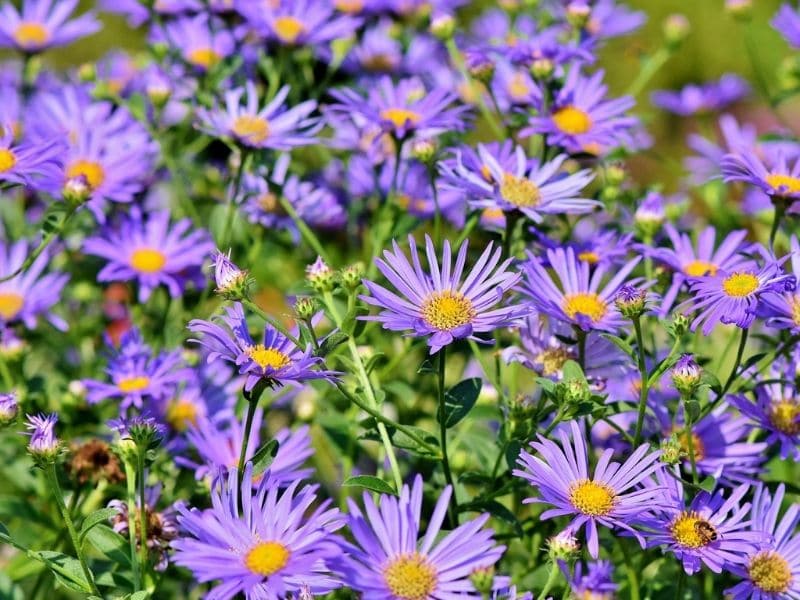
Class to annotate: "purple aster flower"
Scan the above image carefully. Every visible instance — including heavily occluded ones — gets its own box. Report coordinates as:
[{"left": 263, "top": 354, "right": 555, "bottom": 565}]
[
  {"left": 573, "top": 0, "right": 646, "bottom": 41},
  {"left": 24, "top": 412, "right": 59, "bottom": 459},
  {"left": 83, "top": 209, "right": 213, "bottom": 303},
  {"left": 0, "top": 239, "right": 68, "bottom": 330},
  {"left": 188, "top": 302, "right": 336, "bottom": 391},
  {"left": 359, "top": 235, "right": 524, "bottom": 354},
  {"left": 342, "top": 20, "right": 403, "bottom": 75},
  {"left": 336, "top": 474, "right": 507, "bottom": 598},
  {"left": 537, "top": 227, "right": 634, "bottom": 269},
  {"left": 722, "top": 149, "right": 800, "bottom": 203},
  {"left": 651, "top": 74, "right": 750, "bottom": 116},
  {"left": 773, "top": 3, "right": 800, "bottom": 48},
  {"left": 733, "top": 381, "right": 800, "bottom": 460},
  {"left": 157, "top": 14, "right": 235, "bottom": 72},
  {"left": 514, "top": 421, "right": 665, "bottom": 558},
  {"left": 679, "top": 254, "right": 795, "bottom": 335},
  {"left": 0, "top": 124, "right": 63, "bottom": 189},
  {"left": 440, "top": 144, "right": 597, "bottom": 222},
  {"left": 685, "top": 114, "right": 757, "bottom": 184},
  {"left": 563, "top": 560, "right": 618, "bottom": 600},
  {"left": 100, "top": 0, "right": 202, "bottom": 28},
  {"left": 522, "top": 69, "right": 637, "bottom": 155},
  {"left": 520, "top": 246, "right": 642, "bottom": 333},
  {"left": 0, "top": 392, "right": 18, "bottom": 424},
  {"left": 439, "top": 140, "right": 519, "bottom": 191},
  {"left": 491, "top": 61, "right": 543, "bottom": 111},
  {"left": 762, "top": 234, "right": 800, "bottom": 332},
  {"left": 329, "top": 76, "right": 470, "bottom": 141},
  {"left": 108, "top": 412, "right": 167, "bottom": 446},
  {"left": 172, "top": 465, "right": 344, "bottom": 599},
  {"left": 645, "top": 224, "right": 752, "bottom": 316},
  {"left": 726, "top": 483, "right": 800, "bottom": 598},
  {"left": 0, "top": 0, "right": 100, "bottom": 53},
  {"left": 638, "top": 468, "right": 762, "bottom": 575},
  {"left": 198, "top": 82, "right": 319, "bottom": 150}
]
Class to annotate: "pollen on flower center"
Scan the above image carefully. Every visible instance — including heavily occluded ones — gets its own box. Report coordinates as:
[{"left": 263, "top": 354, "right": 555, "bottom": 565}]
[
  {"left": 363, "top": 54, "right": 395, "bottom": 72},
  {"left": 380, "top": 107, "right": 422, "bottom": 129},
  {"left": 335, "top": 0, "right": 364, "bottom": 13},
  {"left": 117, "top": 376, "right": 150, "bottom": 393},
  {"left": 420, "top": 290, "right": 476, "bottom": 332},
  {"left": 0, "top": 292, "right": 24, "bottom": 320},
  {"left": 577, "top": 250, "right": 600, "bottom": 264},
  {"left": 684, "top": 260, "right": 718, "bottom": 277},
  {"left": 722, "top": 272, "right": 759, "bottom": 297},
  {"left": 0, "top": 148, "right": 17, "bottom": 173},
  {"left": 766, "top": 173, "right": 800, "bottom": 195},
  {"left": 748, "top": 550, "right": 792, "bottom": 593},
  {"left": 791, "top": 296, "right": 800, "bottom": 327},
  {"left": 569, "top": 479, "right": 615, "bottom": 516},
  {"left": 536, "top": 347, "right": 572, "bottom": 376},
  {"left": 508, "top": 73, "right": 531, "bottom": 101},
  {"left": 272, "top": 16, "right": 306, "bottom": 44},
  {"left": 166, "top": 398, "right": 199, "bottom": 432},
  {"left": 552, "top": 106, "right": 593, "bottom": 135},
  {"left": 187, "top": 47, "right": 220, "bottom": 69},
  {"left": 676, "top": 429, "right": 706, "bottom": 461},
  {"left": 563, "top": 292, "right": 607, "bottom": 323},
  {"left": 383, "top": 553, "right": 438, "bottom": 600},
  {"left": 14, "top": 22, "right": 50, "bottom": 48},
  {"left": 67, "top": 160, "right": 105, "bottom": 190},
  {"left": 130, "top": 248, "right": 168, "bottom": 274},
  {"left": 244, "top": 541, "right": 291, "bottom": 576},
  {"left": 232, "top": 115, "right": 270, "bottom": 144},
  {"left": 768, "top": 399, "right": 800, "bottom": 435},
  {"left": 500, "top": 172, "right": 541, "bottom": 208},
  {"left": 670, "top": 512, "right": 715, "bottom": 548},
  {"left": 247, "top": 344, "right": 292, "bottom": 370}
]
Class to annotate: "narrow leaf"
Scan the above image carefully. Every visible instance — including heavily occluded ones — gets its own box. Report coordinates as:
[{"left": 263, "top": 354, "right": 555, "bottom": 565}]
[
  {"left": 79, "top": 508, "right": 118, "bottom": 544},
  {"left": 252, "top": 439, "right": 280, "bottom": 475},
  {"left": 440, "top": 378, "right": 482, "bottom": 428},
  {"left": 343, "top": 475, "right": 396, "bottom": 496}
]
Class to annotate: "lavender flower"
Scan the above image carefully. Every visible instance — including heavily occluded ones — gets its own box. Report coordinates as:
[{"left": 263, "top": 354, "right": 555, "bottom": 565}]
[
  {"left": 0, "top": 0, "right": 100, "bottom": 53},
  {"left": 25, "top": 413, "right": 60, "bottom": 461},
  {"left": 651, "top": 74, "right": 749, "bottom": 116}
]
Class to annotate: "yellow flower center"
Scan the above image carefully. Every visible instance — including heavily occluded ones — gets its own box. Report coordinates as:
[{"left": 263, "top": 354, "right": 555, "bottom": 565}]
[
  {"left": 479, "top": 164, "right": 494, "bottom": 182},
  {"left": 0, "top": 148, "right": 17, "bottom": 173},
  {"left": 13, "top": 22, "right": 50, "bottom": 48},
  {"left": 420, "top": 290, "right": 476, "bottom": 332},
  {"left": 552, "top": 106, "right": 593, "bottom": 135},
  {"left": 362, "top": 54, "right": 396, "bottom": 72},
  {"left": 500, "top": 172, "right": 541, "bottom": 208},
  {"left": 258, "top": 192, "right": 282, "bottom": 213},
  {"left": 117, "top": 376, "right": 150, "bottom": 393},
  {"left": 272, "top": 16, "right": 305, "bottom": 44},
  {"left": 383, "top": 553, "right": 438, "bottom": 600},
  {"left": 247, "top": 344, "right": 291, "bottom": 370},
  {"left": 67, "top": 160, "right": 105, "bottom": 190},
  {"left": 535, "top": 347, "right": 572, "bottom": 376},
  {"left": 130, "top": 248, "right": 168, "bottom": 274},
  {"left": 748, "top": 551, "right": 792, "bottom": 593},
  {"left": 722, "top": 272, "right": 759, "bottom": 298},
  {"left": 244, "top": 541, "right": 291, "bottom": 576},
  {"left": 232, "top": 115, "right": 270, "bottom": 144},
  {"left": 569, "top": 479, "right": 615, "bottom": 516},
  {"left": 768, "top": 399, "right": 800, "bottom": 435},
  {"left": 507, "top": 72, "right": 531, "bottom": 101},
  {"left": 670, "top": 512, "right": 716, "bottom": 548},
  {"left": 166, "top": 398, "right": 199, "bottom": 432},
  {"left": 481, "top": 207, "right": 504, "bottom": 221},
  {"left": 684, "top": 260, "right": 718, "bottom": 278},
  {"left": 0, "top": 292, "right": 24, "bottom": 320},
  {"left": 577, "top": 251, "right": 600, "bottom": 264},
  {"left": 766, "top": 173, "right": 800, "bottom": 195},
  {"left": 380, "top": 108, "right": 422, "bottom": 129},
  {"left": 335, "top": 0, "right": 364, "bottom": 13},
  {"left": 676, "top": 429, "right": 706, "bottom": 461},
  {"left": 791, "top": 296, "right": 800, "bottom": 327},
  {"left": 563, "top": 293, "right": 607, "bottom": 323},
  {"left": 187, "top": 47, "right": 220, "bottom": 69}
]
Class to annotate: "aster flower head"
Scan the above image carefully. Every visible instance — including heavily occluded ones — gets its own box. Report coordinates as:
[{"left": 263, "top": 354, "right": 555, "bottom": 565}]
[
  {"left": 733, "top": 381, "right": 800, "bottom": 460},
  {"left": 440, "top": 144, "right": 597, "bottom": 222},
  {"left": 563, "top": 560, "right": 618, "bottom": 600},
  {"left": 158, "top": 14, "right": 234, "bottom": 72},
  {"left": 198, "top": 83, "right": 320, "bottom": 150},
  {"left": 25, "top": 413, "right": 60, "bottom": 462},
  {"left": 762, "top": 234, "right": 800, "bottom": 332},
  {"left": 337, "top": 474, "right": 507, "bottom": 598},
  {"left": 773, "top": 3, "right": 800, "bottom": 48},
  {"left": 188, "top": 302, "right": 336, "bottom": 392},
  {"left": 0, "top": 0, "right": 100, "bottom": 53},
  {"left": 671, "top": 354, "right": 702, "bottom": 396},
  {"left": 0, "top": 392, "right": 18, "bottom": 426},
  {"left": 172, "top": 465, "right": 344, "bottom": 599},
  {"left": 360, "top": 235, "right": 524, "bottom": 354},
  {"left": 83, "top": 209, "right": 214, "bottom": 303},
  {"left": 514, "top": 421, "right": 665, "bottom": 558},
  {"left": 651, "top": 74, "right": 749, "bottom": 116},
  {"left": 0, "top": 124, "right": 63, "bottom": 189},
  {"left": 722, "top": 149, "right": 800, "bottom": 202},
  {"left": 212, "top": 250, "right": 252, "bottom": 301},
  {"left": 520, "top": 246, "right": 642, "bottom": 333},
  {"left": 108, "top": 413, "right": 167, "bottom": 452}
]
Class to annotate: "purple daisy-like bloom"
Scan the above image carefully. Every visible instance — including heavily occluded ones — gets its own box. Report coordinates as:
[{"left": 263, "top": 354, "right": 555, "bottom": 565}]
[
  {"left": 774, "top": 3, "right": 800, "bottom": 48},
  {"left": 0, "top": 124, "right": 62, "bottom": 189},
  {"left": 651, "top": 74, "right": 750, "bottom": 116},
  {"left": 0, "top": 392, "right": 18, "bottom": 423},
  {"left": 83, "top": 209, "right": 213, "bottom": 303},
  {"left": 733, "top": 381, "right": 800, "bottom": 461},
  {"left": 100, "top": 0, "right": 201, "bottom": 28},
  {"left": 726, "top": 484, "right": 800, "bottom": 598},
  {"left": 491, "top": 60, "right": 543, "bottom": 111},
  {"left": 514, "top": 421, "right": 665, "bottom": 558},
  {"left": 336, "top": 474, "right": 507, "bottom": 598},
  {"left": 0, "top": 239, "right": 68, "bottom": 331},
  {"left": 329, "top": 76, "right": 470, "bottom": 141},
  {"left": 722, "top": 149, "right": 800, "bottom": 203},
  {"left": 172, "top": 465, "right": 344, "bottom": 599},
  {"left": 360, "top": 235, "right": 524, "bottom": 354},
  {"left": 645, "top": 224, "right": 752, "bottom": 316},
  {"left": 563, "top": 560, "right": 618, "bottom": 600},
  {"left": 188, "top": 302, "right": 336, "bottom": 391},
  {"left": 685, "top": 114, "right": 757, "bottom": 184},
  {"left": 520, "top": 246, "right": 641, "bottom": 333},
  {"left": 522, "top": 69, "right": 637, "bottom": 155},
  {"left": 0, "top": 0, "right": 100, "bottom": 53},
  {"left": 639, "top": 468, "right": 762, "bottom": 575},
  {"left": 157, "top": 14, "right": 234, "bottom": 72},
  {"left": 24, "top": 412, "right": 59, "bottom": 457},
  {"left": 440, "top": 144, "right": 597, "bottom": 222},
  {"left": 198, "top": 82, "right": 319, "bottom": 150},
  {"left": 762, "top": 234, "right": 800, "bottom": 333},
  {"left": 678, "top": 255, "right": 795, "bottom": 335}
]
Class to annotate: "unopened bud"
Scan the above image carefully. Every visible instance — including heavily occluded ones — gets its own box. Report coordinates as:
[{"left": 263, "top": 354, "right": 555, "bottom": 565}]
[
  {"left": 77, "top": 63, "right": 96, "bottom": 83},
  {"left": 548, "top": 530, "right": 581, "bottom": 561},
  {"left": 294, "top": 296, "right": 316, "bottom": 321},
  {"left": 212, "top": 251, "right": 252, "bottom": 300},
  {"left": 672, "top": 313, "right": 690, "bottom": 336},
  {"left": 63, "top": 175, "right": 92, "bottom": 207},
  {"left": 635, "top": 192, "right": 665, "bottom": 238},
  {"left": 410, "top": 139, "right": 437, "bottom": 164},
  {"left": 606, "top": 163, "right": 625, "bottom": 187},
  {"left": 671, "top": 354, "right": 702, "bottom": 396},
  {"left": 615, "top": 285, "right": 648, "bottom": 319},
  {"left": 663, "top": 14, "right": 690, "bottom": 49},
  {"left": 306, "top": 256, "right": 335, "bottom": 292},
  {"left": 562, "top": 378, "right": 589, "bottom": 404},
  {"left": 339, "top": 262, "right": 365, "bottom": 290},
  {"left": 660, "top": 434, "right": 683, "bottom": 465},
  {"left": 469, "top": 566, "right": 495, "bottom": 595},
  {"left": 429, "top": 13, "right": 455, "bottom": 40},
  {"left": 530, "top": 58, "right": 554, "bottom": 80},
  {"left": 0, "top": 393, "right": 18, "bottom": 427},
  {"left": 566, "top": 1, "right": 591, "bottom": 28},
  {"left": 466, "top": 51, "right": 495, "bottom": 84},
  {"left": 725, "top": 0, "right": 751, "bottom": 21}
]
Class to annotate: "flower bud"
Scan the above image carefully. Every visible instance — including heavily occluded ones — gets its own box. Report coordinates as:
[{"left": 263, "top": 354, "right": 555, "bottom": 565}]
[
  {"left": 562, "top": 377, "right": 589, "bottom": 404},
  {"left": 725, "top": 0, "right": 751, "bottom": 21},
  {"left": 634, "top": 191, "right": 665, "bottom": 239},
  {"left": 615, "top": 285, "right": 648, "bottom": 319},
  {"left": 0, "top": 393, "right": 18, "bottom": 427},
  {"left": 306, "top": 256, "right": 335, "bottom": 292},
  {"left": 294, "top": 296, "right": 316, "bottom": 321},
  {"left": 110, "top": 414, "right": 165, "bottom": 453},
  {"left": 469, "top": 566, "right": 496, "bottom": 595},
  {"left": 409, "top": 139, "right": 437, "bottom": 164},
  {"left": 548, "top": 530, "right": 581, "bottom": 561},
  {"left": 605, "top": 163, "right": 625, "bottom": 187},
  {"left": 25, "top": 413, "right": 61, "bottom": 465},
  {"left": 671, "top": 354, "right": 702, "bottom": 397},
  {"left": 530, "top": 57, "right": 554, "bottom": 80},
  {"left": 663, "top": 14, "right": 690, "bottom": 49},
  {"left": 672, "top": 313, "right": 690, "bottom": 336},
  {"left": 212, "top": 251, "right": 252, "bottom": 301},
  {"left": 566, "top": 1, "right": 591, "bottom": 28},
  {"left": 338, "top": 262, "right": 365, "bottom": 291},
  {"left": 466, "top": 52, "right": 495, "bottom": 85},
  {"left": 660, "top": 434, "right": 683, "bottom": 465},
  {"left": 63, "top": 175, "right": 92, "bottom": 207},
  {"left": 429, "top": 13, "right": 455, "bottom": 40},
  {"left": 77, "top": 62, "right": 96, "bottom": 83}
]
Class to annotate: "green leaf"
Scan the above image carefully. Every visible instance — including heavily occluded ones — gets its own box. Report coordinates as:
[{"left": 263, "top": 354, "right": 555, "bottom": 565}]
[
  {"left": 700, "top": 370, "right": 721, "bottom": 394},
  {"left": 130, "top": 592, "right": 151, "bottom": 600},
  {"left": 29, "top": 551, "right": 91, "bottom": 593},
  {"left": 699, "top": 476, "right": 716, "bottom": 492},
  {"left": 561, "top": 360, "right": 586, "bottom": 383},
  {"left": 84, "top": 525, "right": 130, "bottom": 567},
  {"left": 391, "top": 426, "right": 440, "bottom": 458},
  {"left": 462, "top": 500, "right": 522, "bottom": 536},
  {"left": 505, "top": 440, "right": 522, "bottom": 472},
  {"left": 0, "top": 572, "right": 25, "bottom": 600},
  {"left": 252, "top": 439, "right": 280, "bottom": 475},
  {"left": 79, "top": 508, "right": 118, "bottom": 544},
  {"left": 417, "top": 358, "right": 436, "bottom": 374},
  {"left": 340, "top": 305, "right": 369, "bottom": 337},
  {"left": 600, "top": 333, "right": 635, "bottom": 359},
  {"left": 40, "top": 204, "right": 67, "bottom": 235},
  {"left": 741, "top": 352, "right": 768, "bottom": 371},
  {"left": 317, "top": 331, "right": 349, "bottom": 357},
  {"left": 535, "top": 377, "right": 557, "bottom": 395},
  {"left": 343, "top": 475, "right": 397, "bottom": 496},
  {"left": 364, "top": 352, "right": 387, "bottom": 374},
  {"left": 439, "top": 378, "right": 482, "bottom": 428}
]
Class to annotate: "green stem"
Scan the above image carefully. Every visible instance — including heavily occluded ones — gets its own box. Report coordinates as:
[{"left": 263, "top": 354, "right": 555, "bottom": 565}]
[
  {"left": 220, "top": 150, "right": 250, "bottom": 250},
  {"left": 769, "top": 199, "right": 787, "bottom": 250},
  {"left": 683, "top": 398, "right": 699, "bottom": 485},
  {"left": 45, "top": 464, "right": 101, "bottom": 597},
  {"left": 537, "top": 561, "right": 561, "bottom": 600},
  {"left": 277, "top": 196, "right": 331, "bottom": 263},
  {"left": 676, "top": 569, "right": 686, "bottom": 599},
  {"left": 124, "top": 458, "right": 141, "bottom": 591},
  {"left": 0, "top": 354, "right": 13, "bottom": 389},
  {"left": 237, "top": 393, "right": 260, "bottom": 487},
  {"left": 241, "top": 299, "right": 302, "bottom": 347},
  {"left": 617, "top": 538, "right": 641, "bottom": 600},
  {"left": 437, "top": 346, "right": 459, "bottom": 526},
  {"left": 576, "top": 328, "right": 587, "bottom": 371},
  {"left": 626, "top": 46, "right": 671, "bottom": 97},
  {"left": 137, "top": 451, "right": 148, "bottom": 576},
  {"left": 699, "top": 328, "right": 749, "bottom": 420},
  {"left": 428, "top": 166, "right": 442, "bottom": 247},
  {"left": 632, "top": 317, "right": 649, "bottom": 447}
]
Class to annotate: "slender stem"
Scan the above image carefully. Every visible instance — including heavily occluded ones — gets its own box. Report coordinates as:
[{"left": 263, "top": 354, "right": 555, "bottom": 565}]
[
  {"left": 124, "top": 458, "right": 141, "bottom": 591},
  {"left": 241, "top": 299, "right": 302, "bottom": 347},
  {"left": 137, "top": 451, "right": 148, "bottom": 575},
  {"left": 536, "top": 561, "right": 561, "bottom": 600},
  {"left": 617, "top": 538, "right": 641, "bottom": 600},
  {"left": 0, "top": 354, "right": 13, "bottom": 389},
  {"left": 502, "top": 212, "right": 519, "bottom": 258},
  {"left": 769, "top": 199, "right": 787, "bottom": 250},
  {"left": 729, "top": 334, "right": 800, "bottom": 395},
  {"left": 277, "top": 196, "right": 331, "bottom": 263},
  {"left": 699, "top": 328, "right": 749, "bottom": 420},
  {"left": 237, "top": 395, "right": 260, "bottom": 487},
  {"left": 45, "top": 464, "right": 101, "bottom": 597},
  {"left": 626, "top": 46, "right": 671, "bottom": 97},
  {"left": 632, "top": 317, "right": 649, "bottom": 447},
  {"left": 437, "top": 347, "right": 459, "bottom": 525},
  {"left": 220, "top": 150, "right": 249, "bottom": 250},
  {"left": 684, "top": 401, "right": 699, "bottom": 485},
  {"left": 676, "top": 569, "right": 686, "bottom": 599},
  {"left": 428, "top": 166, "right": 442, "bottom": 247},
  {"left": 577, "top": 328, "right": 587, "bottom": 371}
]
